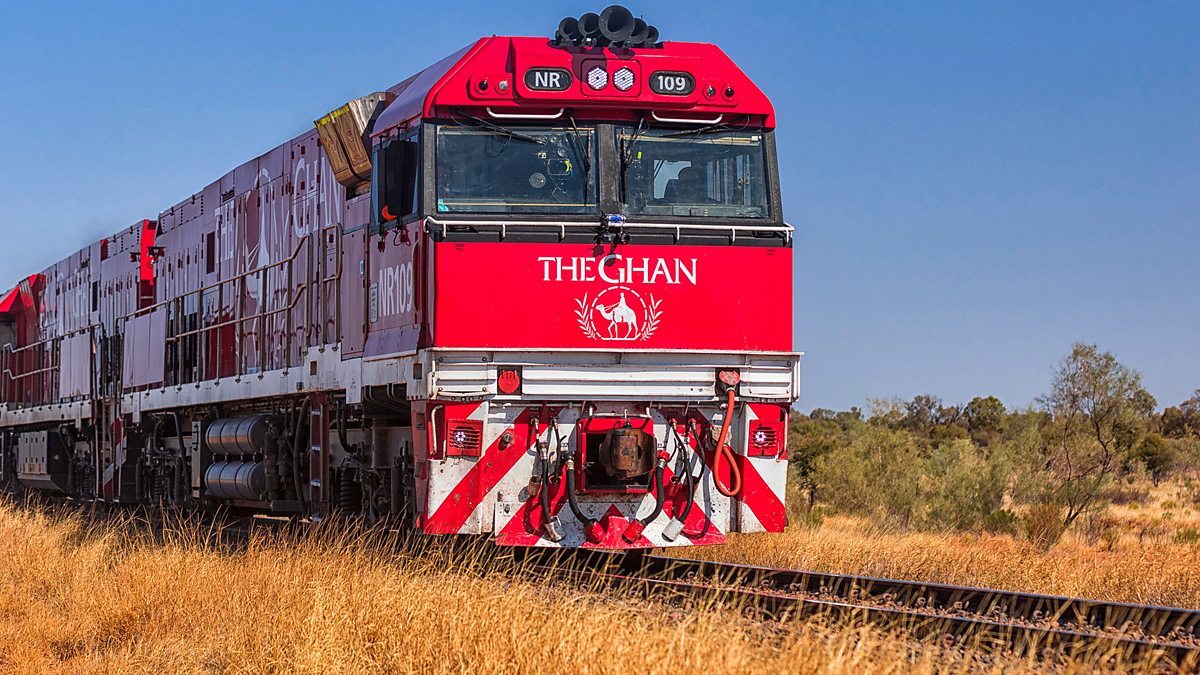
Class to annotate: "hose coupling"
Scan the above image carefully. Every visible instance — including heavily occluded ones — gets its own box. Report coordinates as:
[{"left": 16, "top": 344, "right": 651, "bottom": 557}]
[
  {"left": 621, "top": 520, "right": 646, "bottom": 543},
  {"left": 544, "top": 516, "right": 564, "bottom": 542},
  {"left": 661, "top": 518, "right": 685, "bottom": 542}
]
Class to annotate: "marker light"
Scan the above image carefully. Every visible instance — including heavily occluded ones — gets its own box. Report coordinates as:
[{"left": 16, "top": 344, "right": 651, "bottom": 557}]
[
  {"left": 613, "top": 67, "right": 635, "bottom": 91},
  {"left": 586, "top": 66, "right": 608, "bottom": 90}
]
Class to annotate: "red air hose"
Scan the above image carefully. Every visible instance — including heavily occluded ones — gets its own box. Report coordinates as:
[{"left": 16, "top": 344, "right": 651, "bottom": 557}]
[{"left": 712, "top": 388, "right": 742, "bottom": 497}]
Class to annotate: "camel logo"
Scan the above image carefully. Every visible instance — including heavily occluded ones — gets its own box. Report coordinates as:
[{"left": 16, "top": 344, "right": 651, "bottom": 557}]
[{"left": 574, "top": 286, "right": 663, "bottom": 341}]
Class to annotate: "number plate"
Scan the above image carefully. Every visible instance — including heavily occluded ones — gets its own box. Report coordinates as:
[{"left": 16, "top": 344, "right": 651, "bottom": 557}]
[{"left": 649, "top": 71, "right": 695, "bottom": 96}]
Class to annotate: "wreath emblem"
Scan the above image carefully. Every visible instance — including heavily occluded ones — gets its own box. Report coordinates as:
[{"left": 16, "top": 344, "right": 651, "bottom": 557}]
[{"left": 575, "top": 286, "right": 662, "bottom": 341}]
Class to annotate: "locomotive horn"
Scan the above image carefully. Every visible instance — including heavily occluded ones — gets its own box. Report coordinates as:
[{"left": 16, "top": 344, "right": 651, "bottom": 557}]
[
  {"left": 555, "top": 16, "right": 582, "bottom": 45},
  {"left": 627, "top": 18, "right": 649, "bottom": 46},
  {"left": 643, "top": 24, "right": 659, "bottom": 46},
  {"left": 578, "top": 12, "right": 601, "bottom": 42},
  {"left": 598, "top": 5, "right": 636, "bottom": 44}
]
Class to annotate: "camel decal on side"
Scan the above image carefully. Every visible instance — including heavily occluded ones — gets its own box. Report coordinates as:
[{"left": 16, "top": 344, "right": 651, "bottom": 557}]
[{"left": 574, "top": 286, "right": 662, "bottom": 341}]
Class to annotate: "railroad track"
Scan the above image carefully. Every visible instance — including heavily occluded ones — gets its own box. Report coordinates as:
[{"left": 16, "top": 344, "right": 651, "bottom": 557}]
[
  {"left": 517, "top": 549, "right": 1200, "bottom": 667},
  {"left": 43, "top": 505, "right": 1200, "bottom": 667}
]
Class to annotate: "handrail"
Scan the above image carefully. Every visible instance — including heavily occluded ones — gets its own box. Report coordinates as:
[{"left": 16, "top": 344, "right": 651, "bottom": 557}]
[
  {"left": 425, "top": 216, "right": 794, "bottom": 245},
  {"left": 1, "top": 228, "right": 347, "bottom": 405},
  {"left": 650, "top": 112, "right": 724, "bottom": 125},
  {"left": 122, "top": 234, "right": 312, "bottom": 322},
  {"left": 165, "top": 285, "right": 308, "bottom": 342},
  {"left": 425, "top": 216, "right": 793, "bottom": 232},
  {"left": 485, "top": 107, "right": 565, "bottom": 120},
  {"left": 0, "top": 326, "right": 91, "bottom": 356},
  {"left": 115, "top": 232, "right": 319, "bottom": 386},
  {"left": 2, "top": 365, "right": 57, "bottom": 381}
]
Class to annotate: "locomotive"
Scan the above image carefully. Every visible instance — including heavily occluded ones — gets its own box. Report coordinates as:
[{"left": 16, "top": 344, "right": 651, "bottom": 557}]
[{"left": 0, "top": 7, "right": 797, "bottom": 549}]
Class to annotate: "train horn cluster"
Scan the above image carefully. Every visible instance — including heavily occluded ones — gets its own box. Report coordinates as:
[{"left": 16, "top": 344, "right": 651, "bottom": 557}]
[{"left": 553, "top": 5, "right": 660, "bottom": 48}]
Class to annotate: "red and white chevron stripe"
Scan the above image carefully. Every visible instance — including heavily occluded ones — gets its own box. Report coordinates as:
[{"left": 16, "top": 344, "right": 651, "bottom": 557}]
[
  {"left": 736, "top": 403, "right": 790, "bottom": 533},
  {"left": 415, "top": 399, "right": 790, "bottom": 547}
]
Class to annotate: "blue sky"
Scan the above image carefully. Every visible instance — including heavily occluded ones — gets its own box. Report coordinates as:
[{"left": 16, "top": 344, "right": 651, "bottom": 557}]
[{"left": 0, "top": 1, "right": 1196, "bottom": 411}]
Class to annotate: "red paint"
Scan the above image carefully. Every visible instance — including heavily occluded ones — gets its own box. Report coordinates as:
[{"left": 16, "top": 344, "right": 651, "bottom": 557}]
[
  {"left": 434, "top": 242, "right": 791, "bottom": 352},
  {"left": 426, "top": 401, "right": 483, "bottom": 460},
  {"left": 138, "top": 220, "right": 157, "bottom": 283},
  {"left": 0, "top": 288, "right": 17, "bottom": 314},
  {"left": 621, "top": 520, "right": 646, "bottom": 543},
  {"left": 374, "top": 37, "right": 776, "bottom": 135},
  {"left": 495, "top": 449, "right": 725, "bottom": 548}
]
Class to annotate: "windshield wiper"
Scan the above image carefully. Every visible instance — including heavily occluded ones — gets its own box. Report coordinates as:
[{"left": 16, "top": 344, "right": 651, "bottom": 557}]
[
  {"left": 661, "top": 123, "right": 736, "bottom": 138},
  {"left": 451, "top": 109, "right": 545, "bottom": 144},
  {"left": 619, "top": 117, "right": 649, "bottom": 202},
  {"left": 568, "top": 114, "right": 592, "bottom": 203}
]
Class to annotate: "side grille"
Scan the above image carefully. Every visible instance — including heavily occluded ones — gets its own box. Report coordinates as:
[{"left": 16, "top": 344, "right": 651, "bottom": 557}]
[
  {"left": 748, "top": 423, "right": 782, "bottom": 457},
  {"left": 446, "top": 421, "right": 484, "bottom": 457}
]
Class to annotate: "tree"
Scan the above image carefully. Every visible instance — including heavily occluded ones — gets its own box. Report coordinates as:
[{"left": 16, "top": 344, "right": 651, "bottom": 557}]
[
  {"left": 788, "top": 410, "right": 862, "bottom": 509},
  {"left": 1131, "top": 433, "right": 1175, "bottom": 485},
  {"left": 1162, "top": 390, "right": 1200, "bottom": 439},
  {"left": 902, "top": 394, "right": 944, "bottom": 433},
  {"left": 866, "top": 395, "right": 969, "bottom": 448},
  {"left": 964, "top": 395, "right": 1006, "bottom": 447},
  {"left": 1036, "top": 343, "right": 1155, "bottom": 532}
]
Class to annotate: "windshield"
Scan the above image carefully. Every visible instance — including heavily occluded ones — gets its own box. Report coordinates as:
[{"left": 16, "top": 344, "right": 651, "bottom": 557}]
[
  {"left": 620, "top": 128, "right": 770, "bottom": 219},
  {"left": 435, "top": 124, "right": 596, "bottom": 215}
]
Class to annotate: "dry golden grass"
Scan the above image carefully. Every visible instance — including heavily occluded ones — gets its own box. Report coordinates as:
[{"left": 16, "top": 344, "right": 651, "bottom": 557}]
[
  {"left": 677, "top": 514, "right": 1200, "bottom": 609},
  {"left": 0, "top": 502, "right": 1182, "bottom": 673}
]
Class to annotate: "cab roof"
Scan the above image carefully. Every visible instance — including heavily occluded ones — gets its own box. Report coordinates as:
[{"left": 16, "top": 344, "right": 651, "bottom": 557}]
[{"left": 373, "top": 36, "right": 774, "bottom": 136}]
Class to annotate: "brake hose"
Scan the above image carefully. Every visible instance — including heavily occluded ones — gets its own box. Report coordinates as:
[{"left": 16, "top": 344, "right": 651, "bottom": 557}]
[
  {"left": 622, "top": 452, "right": 667, "bottom": 543},
  {"left": 711, "top": 388, "right": 742, "bottom": 497},
  {"left": 662, "top": 423, "right": 696, "bottom": 542},
  {"left": 538, "top": 418, "right": 563, "bottom": 542},
  {"left": 672, "top": 423, "right": 696, "bottom": 523},
  {"left": 564, "top": 457, "right": 603, "bottom": 543},
  {"left": 547, "top": 417, "right": 603, "bottom": 543}
]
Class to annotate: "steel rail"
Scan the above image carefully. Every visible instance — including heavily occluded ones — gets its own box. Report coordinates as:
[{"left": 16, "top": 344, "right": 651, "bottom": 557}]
[
  {"left": 575, "top": 569, "right": 1200, "bottom": 665},
  {"left": 513, "top": 548, "right": 1199, "bottom": 666},
  {"left": 637, "top": 555, "right": 1200, "bottom": 641}
]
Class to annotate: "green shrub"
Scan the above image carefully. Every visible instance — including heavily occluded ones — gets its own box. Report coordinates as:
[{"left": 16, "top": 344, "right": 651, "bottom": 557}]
[
  {"left": 981, "top": 509, "right": 1020, "bottom": 535},
  {"left": 920, "top": 440, "right": 1010, "bottom": 531},
  {"left": 792, "top": 506, "right": 825, "bottom": 530},
  {"left": 812, "top": 424, "right": 924, "bottom": 528},
  {"left": 812, "top": 428, "right": 1012, "bottom": 533},
  {"left": 1174, "top": 528, "right": 1200, "bottom": 546}
]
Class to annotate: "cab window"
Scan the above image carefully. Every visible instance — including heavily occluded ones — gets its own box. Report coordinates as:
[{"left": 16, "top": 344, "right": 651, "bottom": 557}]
[
  {"left": 620, "top": 128, "right": 770, "bottom": 219},
  {"left": 434, "top": 124, "right": 596, "bottom": 215}
]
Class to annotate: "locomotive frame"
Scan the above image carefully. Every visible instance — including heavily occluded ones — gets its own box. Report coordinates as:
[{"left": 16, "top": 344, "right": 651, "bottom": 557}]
[{"left": 0, "top": 7, "right": 799, "bottom": 549}]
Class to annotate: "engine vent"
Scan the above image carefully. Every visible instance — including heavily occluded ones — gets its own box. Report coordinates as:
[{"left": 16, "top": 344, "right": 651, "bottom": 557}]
[{"left": 446, "top": 422, "right": 484, "bottom": 457}]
